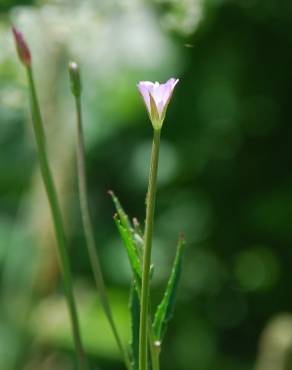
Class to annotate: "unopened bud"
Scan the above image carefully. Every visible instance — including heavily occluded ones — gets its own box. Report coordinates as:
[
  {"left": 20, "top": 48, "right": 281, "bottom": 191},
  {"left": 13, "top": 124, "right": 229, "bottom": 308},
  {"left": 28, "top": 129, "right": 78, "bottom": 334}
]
[
  {"left": 12, "top": 26, "right": 31, "bottom": 67},
  {"left": 69, "top": 61, "right": 82, "bottom": 98}
]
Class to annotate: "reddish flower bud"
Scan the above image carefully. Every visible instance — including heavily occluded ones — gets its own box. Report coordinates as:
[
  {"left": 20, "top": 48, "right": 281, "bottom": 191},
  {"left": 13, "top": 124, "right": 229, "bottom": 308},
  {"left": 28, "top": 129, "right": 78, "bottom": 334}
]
[{"left": 12, "top": 26, "right": 31, "bottom": 67}]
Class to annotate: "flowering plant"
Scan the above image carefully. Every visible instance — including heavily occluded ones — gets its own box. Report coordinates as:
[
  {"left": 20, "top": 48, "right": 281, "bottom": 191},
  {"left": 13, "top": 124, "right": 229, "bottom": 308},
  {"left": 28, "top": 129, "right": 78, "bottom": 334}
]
[{"left": 13, "top": 27, "right": 184, "bottom": 370}]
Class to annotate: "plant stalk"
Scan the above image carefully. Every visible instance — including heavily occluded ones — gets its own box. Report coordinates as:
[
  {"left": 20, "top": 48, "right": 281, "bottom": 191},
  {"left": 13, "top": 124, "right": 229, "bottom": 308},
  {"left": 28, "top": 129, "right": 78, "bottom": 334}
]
[
  {"left": 149, "top": 317, "right": 160, "bottom": 370},
  {"left": 151, "top": 340, "right": 161, "bottom": 370},
  {"left": 73, "top": 93, "right": 131, "bottom": 370},
  {"left": 139, "top": 128, "right": 161, "bottom": 370},
  {"left": 26, "top": 67, "right": 87, "bottom": 370}
]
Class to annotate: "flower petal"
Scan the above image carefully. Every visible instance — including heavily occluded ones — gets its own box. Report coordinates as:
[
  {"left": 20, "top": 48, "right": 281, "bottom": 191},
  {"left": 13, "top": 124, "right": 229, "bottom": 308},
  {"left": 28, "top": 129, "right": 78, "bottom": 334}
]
[
  {"left": 137, "top": 78, "right": 179, "bottom": 129},
  {"left": 159, "top": 79, "right": 179, "bottom": 122},
  {"left": 137, "top": 81, "right": 155, "bottom": 114},
  {"left": 162, "top": 78, "right": 179, "bottom": 105}
]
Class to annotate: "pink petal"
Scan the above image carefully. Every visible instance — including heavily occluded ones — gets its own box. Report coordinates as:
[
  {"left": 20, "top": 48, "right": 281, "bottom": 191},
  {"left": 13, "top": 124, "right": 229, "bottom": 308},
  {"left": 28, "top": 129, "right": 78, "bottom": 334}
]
[
  {"left": 137, "top": 78, "right": 179, "bottom": 124},
  {"left": 137, "top": 81, "right": 155, "bottom": 114},
  {"left": 162, "top": 78, "right": 179, "bottom": 105}
]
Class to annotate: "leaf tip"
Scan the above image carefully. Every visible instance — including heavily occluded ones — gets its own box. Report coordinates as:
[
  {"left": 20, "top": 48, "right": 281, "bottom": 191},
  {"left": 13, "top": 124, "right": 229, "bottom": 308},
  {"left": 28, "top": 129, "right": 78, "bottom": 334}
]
[
  {"left": 179, "top": 232, "right": 185, "bottom": 240},
  {"left": 107, "top": 189, "right": 114, "bottom": 197}
]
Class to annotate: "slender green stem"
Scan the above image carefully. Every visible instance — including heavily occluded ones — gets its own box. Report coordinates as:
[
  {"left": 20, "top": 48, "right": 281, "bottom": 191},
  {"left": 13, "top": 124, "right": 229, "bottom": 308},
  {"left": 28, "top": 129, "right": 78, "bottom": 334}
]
[
  {"left": 139, "top": 129, "right": 161, "bottom": 370},
  {"left": 26, "top": 67, "right": 87, "bottom": 370},
  {"left": 151, "top": 340, "right": 161, "bottom": 370},
  {"left": 148, "top": 316, "right": 159, "bottom": 370},
  {"left": 133, "top": 278, "right": 158, "bottom": 370},
  {"left": 73, "top": 94, "right": 132, "bottom": 370}
]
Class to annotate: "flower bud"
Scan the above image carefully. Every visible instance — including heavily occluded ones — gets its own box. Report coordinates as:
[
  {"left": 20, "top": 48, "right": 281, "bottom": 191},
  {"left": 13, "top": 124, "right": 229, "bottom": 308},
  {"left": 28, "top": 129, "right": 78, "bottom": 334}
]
[{"left": 12, "top": 26, "right": 31, "bottom": 67}]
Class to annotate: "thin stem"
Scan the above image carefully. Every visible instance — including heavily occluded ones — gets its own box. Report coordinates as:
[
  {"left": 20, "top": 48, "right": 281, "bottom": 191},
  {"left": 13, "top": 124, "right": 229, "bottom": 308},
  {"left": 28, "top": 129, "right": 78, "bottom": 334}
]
[
  {"left": 26, "top": 67, "right": 87, "bottom": 370},
  {"left": 73, "top": 94, "right": 132, "bottom": 370},
  {"left": 151, "top": 341, "right": 160, "bottom": 370},
  {"left": 133, "top": 279, "right": 158, "bottom": 370},
  {"left": 139, "top": 129, "right": 161, "bottom": 370},
  {"left": 152, "top": 352, "right": 160, "bottom": 370},
  {"left": 148, "top": 316, "right": 159, "bottom": 370}
]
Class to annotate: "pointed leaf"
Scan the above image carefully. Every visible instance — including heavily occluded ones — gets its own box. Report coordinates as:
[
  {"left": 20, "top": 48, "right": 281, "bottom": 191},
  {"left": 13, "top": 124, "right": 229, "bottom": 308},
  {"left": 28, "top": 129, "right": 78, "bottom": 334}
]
[
  {"left": 109, "top": 190, "right": 132, "bottom": 231},
  {"left": 110, "top": 191, "right": 143, "bottom": 262},
  {"left": 152, "top": 235, "right": 186, "bottom": 342},
  {"left": 114, "top": 215, "right": 142, "bottom": 280}
]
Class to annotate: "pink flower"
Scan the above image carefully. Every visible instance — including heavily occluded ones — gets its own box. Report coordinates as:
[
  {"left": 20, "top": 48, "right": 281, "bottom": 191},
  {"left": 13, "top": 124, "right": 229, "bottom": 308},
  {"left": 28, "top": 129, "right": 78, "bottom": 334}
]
[
  {"left": 12, "top": 27, "right": 31, "bottom": 67},
  {"left": 137, "top": 78, "right": 179, "bottom": 129}
]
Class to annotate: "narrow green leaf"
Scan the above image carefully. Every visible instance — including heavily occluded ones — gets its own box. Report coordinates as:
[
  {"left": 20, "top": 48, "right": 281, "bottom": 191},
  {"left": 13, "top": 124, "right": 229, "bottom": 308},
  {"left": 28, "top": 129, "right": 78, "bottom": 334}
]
[
  {"left": 110, "top": 191, "right": 143, "bottom": 262},
  {"left": 152, "top": 235, "right": 186, "bottom": 342},
  {"left": 109, "top": 190, "right": 132, "bottom": 231},
  {"left": 129, "top": 283, "right": 140, "bottom": 370},
  {"left": 114, "top": 215, "right": 142, "bottom": 280}
]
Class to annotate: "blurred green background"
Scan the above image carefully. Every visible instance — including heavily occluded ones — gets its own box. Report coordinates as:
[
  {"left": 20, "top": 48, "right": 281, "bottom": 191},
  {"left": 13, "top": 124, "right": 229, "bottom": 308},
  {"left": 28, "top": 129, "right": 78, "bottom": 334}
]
[{"left": 1, "top": 0, "right": 292, "bottom": 369}]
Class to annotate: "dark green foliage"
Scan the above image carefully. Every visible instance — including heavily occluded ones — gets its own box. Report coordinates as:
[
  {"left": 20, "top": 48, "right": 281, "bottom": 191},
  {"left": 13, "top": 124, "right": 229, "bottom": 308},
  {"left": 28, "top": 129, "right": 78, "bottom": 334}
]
[{"left": 0, "top": 0, "right": 34, "bottom": 12}]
